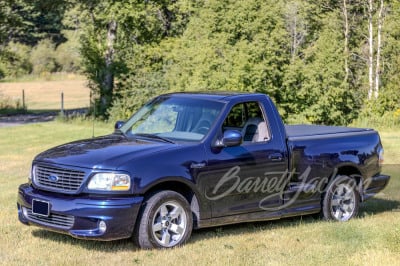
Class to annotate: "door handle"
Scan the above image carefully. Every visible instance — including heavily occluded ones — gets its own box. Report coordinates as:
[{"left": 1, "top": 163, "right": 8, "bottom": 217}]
[
  {"left": 190, "top": 162, "right": 206, "bottom": 169},
  {"left": 268, "top": 153, "right": 283, "bottom": 162}
]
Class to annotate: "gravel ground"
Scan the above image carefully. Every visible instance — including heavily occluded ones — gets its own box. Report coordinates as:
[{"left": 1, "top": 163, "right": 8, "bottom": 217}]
[
  {"left": 0, "top": 113, "right": 56, "bottom": 127},
  {"left": 0, "top": 108, "right": 88, "bottom": 128}
]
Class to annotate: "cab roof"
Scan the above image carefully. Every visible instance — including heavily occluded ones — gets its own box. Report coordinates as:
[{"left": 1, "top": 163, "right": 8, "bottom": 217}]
[{"left": 161, "top": 91, "right": 268, "bottom": 102}]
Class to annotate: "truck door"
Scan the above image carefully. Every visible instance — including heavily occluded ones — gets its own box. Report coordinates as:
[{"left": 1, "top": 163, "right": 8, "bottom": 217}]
[{"left": 203, "top": 101, "right": 288, "bottom": 217}]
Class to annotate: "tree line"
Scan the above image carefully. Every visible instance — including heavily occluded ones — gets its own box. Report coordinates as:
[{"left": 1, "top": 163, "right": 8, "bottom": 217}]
[{"left": 1, "top": 0, "right": 399, "bottom": 125}]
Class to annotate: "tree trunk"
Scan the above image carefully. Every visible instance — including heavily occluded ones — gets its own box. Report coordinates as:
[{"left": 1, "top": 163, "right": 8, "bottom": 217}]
[
  {"left": 285, "top": 1, "right": 304, "bottom": 61},
  {"left": 292, "top": 14, "right": 298, "bottom": 61},
  {"left": 342, "top": 0, "right": 350, "bottom": 84},
  {"left": 374, "top": 0, "right": 384, "bottom": 99},
  {"left": 367, "top": 0, "right": 374, "bottom": 100},
  {"left": 157, "top": 5, "right": 173, "bottom": 37},
  {"left": 101, "top": 20, "right": 117, "bottom": 114}
]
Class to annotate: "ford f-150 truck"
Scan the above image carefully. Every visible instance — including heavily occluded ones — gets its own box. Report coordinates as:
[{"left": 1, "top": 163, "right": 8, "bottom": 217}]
[{"left": 17, "top": 92, "right": 390, "bottom": 249}]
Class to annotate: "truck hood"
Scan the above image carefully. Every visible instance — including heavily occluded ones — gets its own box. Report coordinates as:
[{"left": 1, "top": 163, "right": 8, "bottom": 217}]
[{"left": 34, "top": 134, "right": 175, "bottom": 170}]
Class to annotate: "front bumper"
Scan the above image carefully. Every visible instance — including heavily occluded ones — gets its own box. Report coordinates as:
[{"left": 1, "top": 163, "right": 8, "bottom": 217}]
[
  {"left": 17, "top": 183, "right": 144, "bottom": 241},
  {"left": 362, "top": 174, "right": 391, "bottom": 201}
]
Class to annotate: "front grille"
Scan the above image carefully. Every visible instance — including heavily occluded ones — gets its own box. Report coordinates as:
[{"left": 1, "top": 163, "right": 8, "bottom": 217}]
[
  {"left": 24, "top": 207, "right": 74, "bottom": 229},
  {"left": 34, "top": 165, "right": 85, "bottom": 193}
]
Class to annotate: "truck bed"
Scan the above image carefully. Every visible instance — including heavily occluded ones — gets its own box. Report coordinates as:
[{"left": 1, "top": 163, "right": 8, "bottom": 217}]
[{"left": 285, "top": 124, "right": 372, "bottom": 138}]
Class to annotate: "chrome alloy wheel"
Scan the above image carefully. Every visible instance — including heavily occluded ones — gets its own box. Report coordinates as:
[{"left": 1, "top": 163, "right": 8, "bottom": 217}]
[
  {"left": 151, "top": 201, "right": 188, "bottom": 247},
  {"left": 330, "top": 183, "right": 356, "bottom": 221}
]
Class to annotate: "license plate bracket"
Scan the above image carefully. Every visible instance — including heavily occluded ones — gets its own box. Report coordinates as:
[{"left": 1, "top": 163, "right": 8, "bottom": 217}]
[{"left": 32, "top": 199, "right": 50, "bottom": 217}]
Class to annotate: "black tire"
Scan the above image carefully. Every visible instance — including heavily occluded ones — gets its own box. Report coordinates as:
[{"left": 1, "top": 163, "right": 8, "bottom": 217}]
[
  {"left": 134, "top": 190, "right": 193, "bottom": 249},
  {"left": 322, "top": 175, "right": 360, "bottom": 221}
]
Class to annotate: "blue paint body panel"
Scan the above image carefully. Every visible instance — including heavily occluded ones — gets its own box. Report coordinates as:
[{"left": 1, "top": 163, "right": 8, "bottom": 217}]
[{"left": 17, "top": 92, "right": 390, "bottom": 240}]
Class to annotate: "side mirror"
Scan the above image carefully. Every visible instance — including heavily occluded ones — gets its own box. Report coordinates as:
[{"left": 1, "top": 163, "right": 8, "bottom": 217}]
[
  {"left": 214, "top": 130, "right": 242, "bottom": 148},
  {"left": 114, "top": 121, "right": 125, "bottom": 130}
]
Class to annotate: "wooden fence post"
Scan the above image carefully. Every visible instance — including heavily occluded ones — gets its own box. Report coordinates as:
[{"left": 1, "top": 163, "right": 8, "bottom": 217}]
[
  {"left": 60, "top": 92, "right": 64, "bottom": 116},
  {"left": 22, "top": 89, "right": 26, "bottom": 110}
]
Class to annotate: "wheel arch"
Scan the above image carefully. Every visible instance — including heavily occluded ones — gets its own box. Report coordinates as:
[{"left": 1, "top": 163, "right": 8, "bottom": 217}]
[
  {"left": 335, "top": 164, "right": 363, "bottom": 182},
  {"left": 326, "top": 164, "right": 364, "bottom": 201},
  {"left": 141, "top": 180, "right": 201, "bottom": 229}
]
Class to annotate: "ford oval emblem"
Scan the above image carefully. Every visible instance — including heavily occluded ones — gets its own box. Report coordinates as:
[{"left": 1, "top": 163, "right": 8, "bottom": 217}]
[{"left": 48, "top": 174, "right": 59, "bottom": 182}]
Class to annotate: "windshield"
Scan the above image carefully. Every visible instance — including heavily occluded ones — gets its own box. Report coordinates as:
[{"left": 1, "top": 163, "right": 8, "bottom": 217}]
[{"left": 120, "top": 96, "right": 224, "bottom": 142}]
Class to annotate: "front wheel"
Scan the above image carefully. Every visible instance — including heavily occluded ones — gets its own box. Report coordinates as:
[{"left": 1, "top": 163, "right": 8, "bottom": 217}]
[
  {"left": 134, "top": 190, "right": 193, "bottom": 249},
  {"left": 322, "top": 175, "right": 360, "bottom": 221}
]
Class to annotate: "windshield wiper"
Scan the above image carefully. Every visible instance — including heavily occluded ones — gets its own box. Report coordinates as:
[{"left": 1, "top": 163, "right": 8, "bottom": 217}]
[{"left": 134, "top": 133, "right": 175, "bottom": 144}]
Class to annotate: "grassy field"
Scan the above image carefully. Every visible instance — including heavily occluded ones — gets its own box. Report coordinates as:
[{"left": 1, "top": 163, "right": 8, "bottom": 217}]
[
  {"left": 0, "top": 122, "right": 399, "bottom": 265},
  {"left": 0, "top": 76, "right": 90, "bottom": 111},
  {"left": 380, "top": 131, "right": 400, "bottom": 164}
]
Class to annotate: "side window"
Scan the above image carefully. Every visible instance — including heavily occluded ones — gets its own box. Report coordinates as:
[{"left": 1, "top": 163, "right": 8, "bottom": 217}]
[
  {"left": 223, "top": 101, "right": 270, "bottom": 143},
  {"left": 223, "top": 103, "right": 246, "bottom": 128}
]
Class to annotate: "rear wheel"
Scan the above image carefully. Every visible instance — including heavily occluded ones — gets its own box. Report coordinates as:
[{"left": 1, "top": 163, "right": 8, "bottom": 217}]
[
  {"left": 134, "top": 190, "right": 193, "bottom": 249},
  {"left": 322, "top": 175, "right": 360, "bottom": 221}
]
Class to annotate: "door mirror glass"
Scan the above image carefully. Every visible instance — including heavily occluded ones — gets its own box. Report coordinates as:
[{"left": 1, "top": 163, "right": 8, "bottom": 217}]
[{"left": 215, "top": 130, "right": 242, "bottom": 148}]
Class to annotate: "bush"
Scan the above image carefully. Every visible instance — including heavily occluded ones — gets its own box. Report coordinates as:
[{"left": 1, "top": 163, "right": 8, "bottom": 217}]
[
  {"left": 353, "top": 111, "right": 400, "bottom": 129},
  {"left": 55, "top": 31, "right": 82, "bottom": 73},
  {"left": 107, "top": 71, "right": 167, "bottom": 122},
  {"left": 29, "top": 39, "right": 60, "bottom": 75},
  {"left": 353, "top": 99, "right": 400, "bottom": 129},
  {"left": 0, "top": 43, "right": 32, "bottom": 79}
]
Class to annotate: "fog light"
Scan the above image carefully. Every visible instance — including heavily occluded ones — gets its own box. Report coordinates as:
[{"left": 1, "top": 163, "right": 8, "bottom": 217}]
[
  {"left": 22, "top": 207, "right": 28, "bottom": 218},
  {"left": 99, "top": 220, "right": 107, "bottom": 233}
]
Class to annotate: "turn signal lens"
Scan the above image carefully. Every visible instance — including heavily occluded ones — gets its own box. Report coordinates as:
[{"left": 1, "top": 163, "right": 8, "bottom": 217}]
[{"left": 378, "top": 148, "right": 384, "bottom": 166}]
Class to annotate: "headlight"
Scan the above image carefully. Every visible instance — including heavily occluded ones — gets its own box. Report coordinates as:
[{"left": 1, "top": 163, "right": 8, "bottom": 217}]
[
  {"left": 88, "top": 173, "right": 131, "bottom": 191},
  {"left": 29, "top": 165, "right": 36, "bottom": 182}
]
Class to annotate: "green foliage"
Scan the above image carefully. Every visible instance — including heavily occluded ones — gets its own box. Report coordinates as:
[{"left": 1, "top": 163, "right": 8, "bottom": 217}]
[
  {"left": 78, "top": 0, "right": 195, "bottom": 117},
  {"left": 353, "top": 109, "right": 400, "bottom": 129},
  {"left": 0, "top": 36, "right": 80, "bottom": 79},
  {"left": 107, "top": 45, "right": 168, "bottom": 121},
  {"left": 0, "top": 0, "right": 77, "bottom": 80},
  {"left": 54, "top": 31, "right": 81, "bottom": 73},
  {"left": 29, "top": 39, "right": 59, "bottom": 75},
  {"left": 303, "top": 87, "right": 357, "bottom": 125},
  {"left": 371, "top": 87, "right": 400, "bottom": 116},
  {"left": 1, "top": 42, "right": 33, "bottom": 78},
  {"left": 286, "top": 11, "right": 359, "bottom": 125},
  {"left": 103, "top": 0, "right": 372, "bottom": 125},
  {"left": 108, "top": 73, "right": 166, "bottom": 122},
  {"left": 354, "top": 86, "right": 400, "bottom": 129},
  {"left": 5, "top": 0, "right": 68, "bottom": 46},
  {"left": 380, "top": 1, "right": 400, "bottom": 106},
  {"left": 0, "top": 65, "right": 5, "bottom": 80},
  {"left": 165, "top": 0, "right": 290, "bottom": 97},
  {"left": 2, "top": 0, "right": 400, "bottom": 125}
]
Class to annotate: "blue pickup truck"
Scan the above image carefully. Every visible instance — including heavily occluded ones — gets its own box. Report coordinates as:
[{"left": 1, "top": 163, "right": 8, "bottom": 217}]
[{"left": 17, "top": 92, "right": 390, "bottom": 249}]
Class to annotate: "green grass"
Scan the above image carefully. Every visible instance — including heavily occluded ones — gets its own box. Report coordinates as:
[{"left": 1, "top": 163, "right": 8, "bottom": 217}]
[
  {"left": 0, "top": 122, "right": 399, "bottom": 265},
  {"left": 380, "top": 130, "right": 400, "bottom": 164}
]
